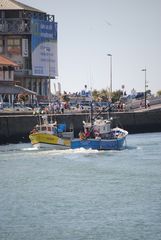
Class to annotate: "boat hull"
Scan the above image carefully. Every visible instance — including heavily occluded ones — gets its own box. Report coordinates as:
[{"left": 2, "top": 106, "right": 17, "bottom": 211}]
[
  {"left": 71, "top": 137, "right": 126, "bottom": 150},
  {"left": 29, "top": 132, "right": 127, "bottom": 151},
  {"left": 29, "top": 132, "right": 71, "bottom": 150},
  {"left": 32, "top": 142, "right": 70, "bottom": 150}
]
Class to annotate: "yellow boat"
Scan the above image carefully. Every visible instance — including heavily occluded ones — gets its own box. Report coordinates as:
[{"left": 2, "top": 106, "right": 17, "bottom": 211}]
[
  {"left": 29, "top": 116, "right": 73, "bottom": 149},
  {"left": 29, "top": 132, "right": 72, "bottom": 149}
]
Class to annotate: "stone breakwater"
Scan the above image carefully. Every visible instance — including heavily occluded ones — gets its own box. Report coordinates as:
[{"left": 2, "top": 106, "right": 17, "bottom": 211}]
[{"left": 0, "top": 109, "right": 161, "bottom": 144}]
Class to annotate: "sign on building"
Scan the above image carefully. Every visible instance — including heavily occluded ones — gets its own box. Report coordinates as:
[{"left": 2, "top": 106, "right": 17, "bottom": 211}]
[
  {"left": 31, "top": 18, "right": 58, "bottom": 77},
  {"left": 22, "top": 39, "right": 29, "bottom": 57}
]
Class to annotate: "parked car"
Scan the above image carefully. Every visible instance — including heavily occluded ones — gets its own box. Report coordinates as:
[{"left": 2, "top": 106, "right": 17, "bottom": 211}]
[
  {"left": 0, "top": 102, "right": 12, "bottom": 111},
  {"left": 13, "top": 103, "right": 32, "bottom": 111}
]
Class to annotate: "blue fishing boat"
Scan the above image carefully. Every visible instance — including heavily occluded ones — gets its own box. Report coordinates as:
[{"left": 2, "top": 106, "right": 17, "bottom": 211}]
[{"left": 71, "top": 118, "right": 128, "bottom": 150}]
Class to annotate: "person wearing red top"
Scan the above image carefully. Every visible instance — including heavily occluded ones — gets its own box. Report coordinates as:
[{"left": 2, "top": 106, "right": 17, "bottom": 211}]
[{"left": 84, "top": 128, "right": 90, "bottom": 138}]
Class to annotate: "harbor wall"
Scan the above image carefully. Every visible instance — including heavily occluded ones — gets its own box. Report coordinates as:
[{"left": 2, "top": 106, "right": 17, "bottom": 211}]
[{"left": 0, "top": 110, "right": 161, "bottom": 144}]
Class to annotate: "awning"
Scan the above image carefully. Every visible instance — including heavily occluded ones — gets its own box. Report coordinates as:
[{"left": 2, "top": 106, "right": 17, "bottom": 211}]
[
  {"left": 0, "top": 55, "right": 18, "bottom": 67},
  {"left": 0, "top": 85, "right": 37, "bottom": 95}
]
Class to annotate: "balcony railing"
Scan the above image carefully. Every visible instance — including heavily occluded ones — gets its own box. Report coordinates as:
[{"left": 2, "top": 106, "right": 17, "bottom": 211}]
[
  {"left": 0, "top": 19, "right": 31, "bottom": 34},
  {"left": 15, "top": 69, "right": 32, "bottom": 76}
]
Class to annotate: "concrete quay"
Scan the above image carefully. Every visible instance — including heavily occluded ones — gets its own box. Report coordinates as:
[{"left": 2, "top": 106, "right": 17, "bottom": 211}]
[{"left": 0, "top": 107, "right": 161, "bottom": 144}]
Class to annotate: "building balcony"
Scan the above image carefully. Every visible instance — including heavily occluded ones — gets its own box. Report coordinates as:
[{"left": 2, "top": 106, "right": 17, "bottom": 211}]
[
  {"left": 0, "top": 19, "right": 31, "bottom": 34},
  {"left": 15, "top": 69, "right": 32, "bottom": 76}
]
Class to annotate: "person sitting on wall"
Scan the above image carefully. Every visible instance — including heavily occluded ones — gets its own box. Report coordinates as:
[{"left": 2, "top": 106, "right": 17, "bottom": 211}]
[
  {"left": 146, "top": 99, "right": 150, "bottom": 108},
  {"left": 140, "top": 100, "right": 143, "bottom": 108}
]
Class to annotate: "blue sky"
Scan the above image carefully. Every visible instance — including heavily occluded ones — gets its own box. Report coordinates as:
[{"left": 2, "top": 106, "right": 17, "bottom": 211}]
[{"left": 20, "top": 0, "right": 161, "bottom": 95}]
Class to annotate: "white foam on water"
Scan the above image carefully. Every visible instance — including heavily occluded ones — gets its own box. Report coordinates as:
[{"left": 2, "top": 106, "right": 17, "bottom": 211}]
[
  {"left": 21, "top": 147, "right": 39, "bottom": 151},
  {"left": 40, "top": 147, "right": 100, "bottom": 156}
]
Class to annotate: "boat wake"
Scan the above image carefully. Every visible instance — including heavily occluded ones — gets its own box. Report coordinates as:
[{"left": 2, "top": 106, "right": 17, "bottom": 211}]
[
  {"left": 125, "top": 145, "right": 141, "bottom": 150},
  {"left": 39, "top": 147, "right": 100, "bottom": 156},
  {"left": 21, "top": 147, "right": 39, "bottom": 151}
]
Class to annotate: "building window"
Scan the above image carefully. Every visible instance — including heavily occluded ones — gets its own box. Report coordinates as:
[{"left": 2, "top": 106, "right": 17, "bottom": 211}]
[
  {"left": 0, "top": 67, "right": 3, "bottom": 80},
  {"left": 8, "top": 67, "right": 13, "bottom": 79},
  {"left": 0, "top": 39, "right": 3, "bottom": 53},
  {"left": 7, "top": 38, "right": 21, "bottom": 55},
  {"left": 5, "top": 10, "right": 19, "bottom": 18}
]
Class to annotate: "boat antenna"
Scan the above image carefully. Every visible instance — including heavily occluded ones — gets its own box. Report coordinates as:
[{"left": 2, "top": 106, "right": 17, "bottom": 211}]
[{"left": 93, "top": 103, "right": 112, "bottom": 120}]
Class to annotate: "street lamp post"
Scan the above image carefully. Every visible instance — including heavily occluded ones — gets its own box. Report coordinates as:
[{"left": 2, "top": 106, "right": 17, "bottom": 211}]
[
  {"left": 141, "top": 68, "right": 147, "bottom": 109},
  {"left": 48, "top": 49, "right": 51, "bottom": 103},
  {"left": 107, "top": 54, "right": 112, "bottom": 100},
  {"left": 45, "top": 45, "right": 51, "bottom": 103}
]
